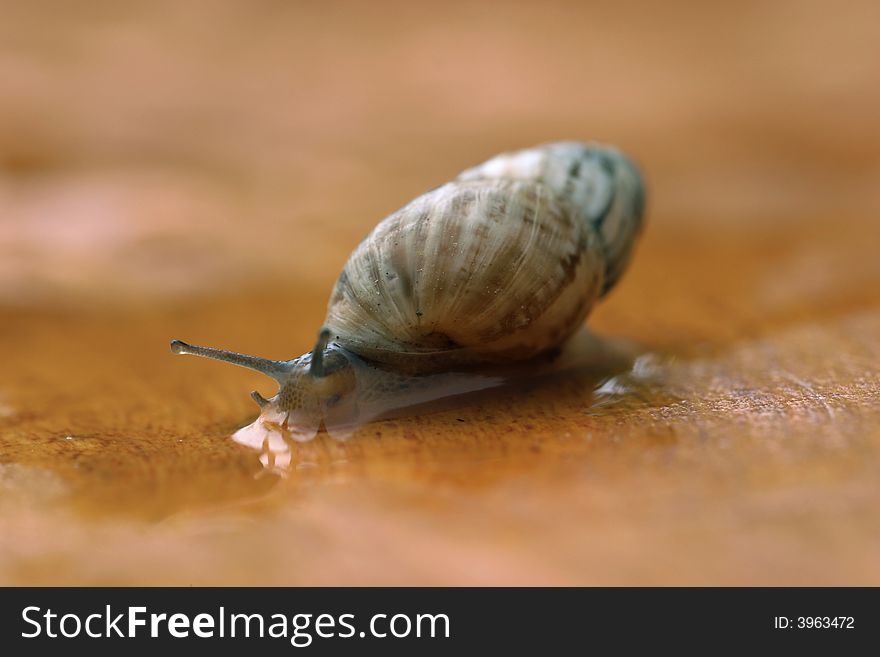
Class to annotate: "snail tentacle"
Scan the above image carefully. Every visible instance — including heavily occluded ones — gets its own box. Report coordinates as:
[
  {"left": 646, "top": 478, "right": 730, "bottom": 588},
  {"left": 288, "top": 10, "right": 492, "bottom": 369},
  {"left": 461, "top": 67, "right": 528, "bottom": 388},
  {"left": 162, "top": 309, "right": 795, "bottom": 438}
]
[
  {"left": 250, "top": 390, "right": 271, "bottom": 407},
  {"left": 169, "top": 339, "right": 291, "bottom": 382},
  {"left": 309, "top": 328, "right": 332, "bottom": 378}
]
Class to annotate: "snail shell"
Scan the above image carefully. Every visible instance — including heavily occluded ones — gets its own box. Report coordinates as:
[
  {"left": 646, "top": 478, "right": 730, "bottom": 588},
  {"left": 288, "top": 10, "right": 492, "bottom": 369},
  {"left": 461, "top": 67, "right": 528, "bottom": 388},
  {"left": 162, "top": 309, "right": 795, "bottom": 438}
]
[
  {"left": 326, "top": 142, "right": 643, "bottom": 372},
  {"left": 171, "top": 142, "right": 645, "bottom": 440}
]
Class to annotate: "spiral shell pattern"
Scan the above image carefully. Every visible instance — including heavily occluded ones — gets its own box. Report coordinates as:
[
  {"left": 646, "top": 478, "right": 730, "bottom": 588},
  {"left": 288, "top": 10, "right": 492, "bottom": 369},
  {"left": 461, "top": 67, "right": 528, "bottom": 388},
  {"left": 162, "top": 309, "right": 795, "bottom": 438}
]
[
  {"left": 324, "top": 142, "right": 644, "bottom": 372},
  {"left": 458, "top": 141, "right": 645, "bottom": 294}
]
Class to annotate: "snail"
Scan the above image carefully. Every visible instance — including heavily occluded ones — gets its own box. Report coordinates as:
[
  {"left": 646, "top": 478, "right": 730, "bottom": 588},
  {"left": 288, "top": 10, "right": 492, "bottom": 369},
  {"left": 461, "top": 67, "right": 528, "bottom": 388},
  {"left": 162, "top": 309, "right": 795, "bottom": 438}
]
[{"left": 171, "top": 141, "right": 645, "bottom": 441}]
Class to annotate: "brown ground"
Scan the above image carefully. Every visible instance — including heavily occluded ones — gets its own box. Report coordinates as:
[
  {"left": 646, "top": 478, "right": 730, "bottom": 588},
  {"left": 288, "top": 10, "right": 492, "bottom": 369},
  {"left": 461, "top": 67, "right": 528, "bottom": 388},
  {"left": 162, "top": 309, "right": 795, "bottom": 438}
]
[{"left": 1, "top": 0, "right": 879, "bottom": 585}]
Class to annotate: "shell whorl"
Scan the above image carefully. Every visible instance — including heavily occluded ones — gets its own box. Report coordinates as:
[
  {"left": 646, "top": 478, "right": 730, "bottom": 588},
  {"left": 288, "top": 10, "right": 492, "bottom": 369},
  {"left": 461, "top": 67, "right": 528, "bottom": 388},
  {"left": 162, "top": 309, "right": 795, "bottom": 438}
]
[
  {"left": 458, "top": 142, "right": 645, "bottom": 295},
  {"left": 323, "top": 142, "right": 644, "bottom": 373}
]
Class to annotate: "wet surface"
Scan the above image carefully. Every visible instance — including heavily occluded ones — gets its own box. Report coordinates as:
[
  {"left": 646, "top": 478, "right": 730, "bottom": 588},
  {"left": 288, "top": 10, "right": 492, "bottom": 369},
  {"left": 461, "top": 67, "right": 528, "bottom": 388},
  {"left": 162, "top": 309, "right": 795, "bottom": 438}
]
[{"left": 1, "top": 0, "right": 880, "bottom": 584}]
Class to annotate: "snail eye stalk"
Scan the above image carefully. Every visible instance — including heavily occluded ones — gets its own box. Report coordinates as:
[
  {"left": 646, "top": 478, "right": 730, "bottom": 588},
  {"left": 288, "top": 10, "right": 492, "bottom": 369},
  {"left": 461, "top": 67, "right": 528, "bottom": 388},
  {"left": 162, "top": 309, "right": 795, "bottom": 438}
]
[
  {"left": 309, "top": 328, "right": 332, "bottom": 378},
  {"left": 169, "top": 339, "right": 290, "bottom": 382}
]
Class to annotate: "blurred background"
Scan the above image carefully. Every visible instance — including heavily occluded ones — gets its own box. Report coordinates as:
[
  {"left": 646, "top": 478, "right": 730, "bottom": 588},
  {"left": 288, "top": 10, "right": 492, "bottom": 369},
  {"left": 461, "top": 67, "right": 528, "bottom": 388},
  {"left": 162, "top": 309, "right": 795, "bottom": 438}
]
[{"left": 1, "top": 0, "right": 879, "bottom": 584}]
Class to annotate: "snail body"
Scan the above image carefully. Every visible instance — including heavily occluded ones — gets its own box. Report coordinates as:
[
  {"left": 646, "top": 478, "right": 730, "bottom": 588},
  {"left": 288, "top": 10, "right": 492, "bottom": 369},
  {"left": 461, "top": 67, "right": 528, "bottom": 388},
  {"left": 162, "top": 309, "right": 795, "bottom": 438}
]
[{"left": 172, "top": 141, "right": 645, "bottom": 440}]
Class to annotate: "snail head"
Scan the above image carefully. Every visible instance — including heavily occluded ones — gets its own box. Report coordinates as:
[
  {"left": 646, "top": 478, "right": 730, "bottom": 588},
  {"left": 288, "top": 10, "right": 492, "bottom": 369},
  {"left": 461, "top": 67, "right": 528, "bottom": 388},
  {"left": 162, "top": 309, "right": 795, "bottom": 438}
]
[{"left": 170, "top": 329, "right": 358, "bottom": 441}]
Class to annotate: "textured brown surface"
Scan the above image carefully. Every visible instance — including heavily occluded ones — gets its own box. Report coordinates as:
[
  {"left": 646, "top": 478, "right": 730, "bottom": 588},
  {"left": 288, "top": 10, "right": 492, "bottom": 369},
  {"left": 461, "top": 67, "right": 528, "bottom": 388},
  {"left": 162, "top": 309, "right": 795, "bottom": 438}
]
[{"left": 1, "top": 0, "right": 880, "bottom": 585}]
